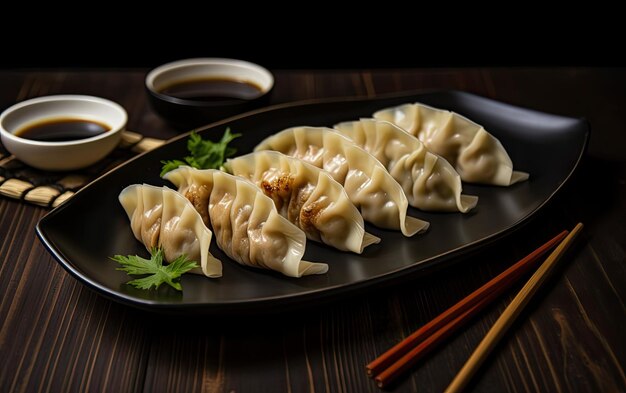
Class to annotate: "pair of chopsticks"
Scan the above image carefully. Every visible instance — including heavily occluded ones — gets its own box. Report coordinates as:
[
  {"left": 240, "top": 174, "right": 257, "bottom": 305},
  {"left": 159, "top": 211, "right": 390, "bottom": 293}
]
[{"left": 367, "top": 223, "right": 583, "bottom": 390}]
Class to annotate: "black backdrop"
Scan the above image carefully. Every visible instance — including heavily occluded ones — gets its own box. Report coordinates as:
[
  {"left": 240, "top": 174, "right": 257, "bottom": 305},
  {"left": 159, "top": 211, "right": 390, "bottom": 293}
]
[{"left": 1, "top": 11, "right": 621, "bottom": 69}]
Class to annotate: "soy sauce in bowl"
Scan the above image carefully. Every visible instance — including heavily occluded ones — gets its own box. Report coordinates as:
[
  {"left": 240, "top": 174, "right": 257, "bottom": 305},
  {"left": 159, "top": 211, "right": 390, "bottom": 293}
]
[
  {"left": 16, "top": 117, "right": 111, "bottom": 142},
  {"left": 159, "top": 77, "right": 264, "bottom": 102},
  {"left": 0, "top": 95, "right": 127, "bottom": 171},
  {"left": 146, "top": 58, "right": 274, "bottom": 129}
]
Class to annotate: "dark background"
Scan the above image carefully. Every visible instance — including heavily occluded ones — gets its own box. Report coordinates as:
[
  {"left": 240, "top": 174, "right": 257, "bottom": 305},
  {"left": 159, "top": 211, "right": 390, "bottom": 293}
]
[{"left": 1, "top": 12, "right": 621, "bottom": 69}]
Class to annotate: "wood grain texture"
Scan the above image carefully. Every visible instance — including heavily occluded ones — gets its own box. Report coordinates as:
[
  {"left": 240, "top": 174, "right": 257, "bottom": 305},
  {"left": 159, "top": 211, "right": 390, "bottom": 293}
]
[{"left": 1, "top": 68, "right": 625, "bottom": 393}]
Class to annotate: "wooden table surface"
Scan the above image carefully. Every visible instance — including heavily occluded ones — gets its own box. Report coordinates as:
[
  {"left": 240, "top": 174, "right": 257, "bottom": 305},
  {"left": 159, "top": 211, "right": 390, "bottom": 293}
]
[{"left": 0, "top": 68, "right": 624, "bottom": 393}]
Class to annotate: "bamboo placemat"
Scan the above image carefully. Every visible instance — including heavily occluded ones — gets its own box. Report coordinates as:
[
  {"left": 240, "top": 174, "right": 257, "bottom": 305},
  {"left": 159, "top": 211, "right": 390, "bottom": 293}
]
[{"left": 0, "top": 131, "right": 164, "bottom": 208}]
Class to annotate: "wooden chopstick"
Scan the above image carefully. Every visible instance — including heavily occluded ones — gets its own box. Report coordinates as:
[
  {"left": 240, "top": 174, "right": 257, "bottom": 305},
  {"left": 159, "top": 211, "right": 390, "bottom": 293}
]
[
  {"left": 445, "top": 222, "right": 583, "bottom": 393},
  {"left": 368, "top": 230, "right": 569, "bottom": 388}
]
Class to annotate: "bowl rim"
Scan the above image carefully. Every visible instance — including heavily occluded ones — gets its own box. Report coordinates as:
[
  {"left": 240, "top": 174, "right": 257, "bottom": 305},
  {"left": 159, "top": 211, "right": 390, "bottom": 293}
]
[
  {"left": 145, "top": 58, "right": 274, "bottom": 108},
  {"left": 0, "top": 94, "right": 127, "bottom": 147}
]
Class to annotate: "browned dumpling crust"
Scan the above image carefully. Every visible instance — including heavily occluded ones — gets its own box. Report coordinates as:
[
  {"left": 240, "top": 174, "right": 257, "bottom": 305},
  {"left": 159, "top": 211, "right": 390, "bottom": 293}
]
[
  {"left": 164, "top": 167, "right": 328, "bottom": 277},
  {"left": 255, "top": 127, "right": 429, "bottom": 237},
  {"left": 225, "top": 151, "right": 380, "bottom": 253}
]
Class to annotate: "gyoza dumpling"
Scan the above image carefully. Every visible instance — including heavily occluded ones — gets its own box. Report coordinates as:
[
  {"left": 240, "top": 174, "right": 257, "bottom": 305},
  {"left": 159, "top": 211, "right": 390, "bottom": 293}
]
[
  {"left": 118, "top": 184, "right": 222, "bottom": 278},
  {"left": 224, "top": 151, "right": 380, "bottom": 253},
  {"left": 373, "top": 103, "right": 529, "bottom": 186},
  {"left": 333, "top": 119, "right": 478, "bottom": 213},
  {"left": 163, "top": 167, "right": 328, "bottom": 277},
  {"left": 255, "top": 127, "right": 429, "bottom": 237}
]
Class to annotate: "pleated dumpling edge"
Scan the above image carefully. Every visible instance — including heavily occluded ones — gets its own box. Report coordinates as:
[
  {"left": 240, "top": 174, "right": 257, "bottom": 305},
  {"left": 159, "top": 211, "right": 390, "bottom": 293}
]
[
  {"left": 118, "top": 184, "right": 222, "bottom": 278},
  {"left": 373, "top": 103, "right": 529, "bottom": 186}
]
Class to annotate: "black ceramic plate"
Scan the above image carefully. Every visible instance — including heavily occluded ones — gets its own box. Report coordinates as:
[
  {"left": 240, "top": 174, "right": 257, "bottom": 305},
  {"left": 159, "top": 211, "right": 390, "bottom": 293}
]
[{"left": 36, "top": 91, "right": 589, "bottom": 314}]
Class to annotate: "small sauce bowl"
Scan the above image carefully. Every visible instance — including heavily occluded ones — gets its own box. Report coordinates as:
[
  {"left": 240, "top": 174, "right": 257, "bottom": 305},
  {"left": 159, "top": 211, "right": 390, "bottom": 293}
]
[
  {"left": 146, "top": 58, "right": 274, "bottom": 129},
  {"left": 0, "top": 95, "right": 127, "bottom": 171}
]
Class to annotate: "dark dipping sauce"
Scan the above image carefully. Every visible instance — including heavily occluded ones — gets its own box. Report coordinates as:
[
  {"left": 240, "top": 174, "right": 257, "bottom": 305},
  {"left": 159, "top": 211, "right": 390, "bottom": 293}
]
[
  {"left": 16, "top": 118, "right": 111, "bottom": 142},
  {"left": 159, "top": 77, "right": 264, "bottom": 102}
]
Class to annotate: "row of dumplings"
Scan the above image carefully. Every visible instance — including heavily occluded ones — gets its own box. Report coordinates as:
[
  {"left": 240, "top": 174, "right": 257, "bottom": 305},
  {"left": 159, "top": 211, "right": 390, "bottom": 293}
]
[{"left": 119, "top": 103, "right": 529, "bottom": 279}]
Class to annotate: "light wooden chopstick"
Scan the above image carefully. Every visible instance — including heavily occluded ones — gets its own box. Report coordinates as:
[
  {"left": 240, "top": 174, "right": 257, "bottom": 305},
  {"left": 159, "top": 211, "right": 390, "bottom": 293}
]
[
  {"left": 367, "top": 230, "right": 569, "bottom": 388},
  {"left": 445, "top": 222, "right": 583, "bottom": 393}
]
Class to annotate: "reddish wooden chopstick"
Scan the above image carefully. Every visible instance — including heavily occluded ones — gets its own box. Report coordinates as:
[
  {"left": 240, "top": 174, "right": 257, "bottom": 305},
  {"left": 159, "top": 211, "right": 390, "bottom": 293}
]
[
  {"left": 445, "top": 223, "right": 583, "bottom": 393},
  {"left": 367, "top": 230, "right": 569, "bottom": 388}
]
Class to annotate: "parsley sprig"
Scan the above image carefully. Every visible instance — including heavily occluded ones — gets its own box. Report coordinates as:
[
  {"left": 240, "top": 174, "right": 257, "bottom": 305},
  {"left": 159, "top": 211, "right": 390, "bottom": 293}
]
[
  {"left": 111, "top": 248, "right": 198, "bottom": 291},
  {"left": 160, "top": 128, "right": 241, "bottom": 176}
]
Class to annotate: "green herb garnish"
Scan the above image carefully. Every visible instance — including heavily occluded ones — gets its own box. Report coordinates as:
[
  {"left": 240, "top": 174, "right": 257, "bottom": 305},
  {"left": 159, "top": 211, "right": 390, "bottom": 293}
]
[
  {"left": 160, "top": 128, "right": 241, "bottom": 176},
  {"left": 111, "top": 248, "right": 198, "bottom": 291}
]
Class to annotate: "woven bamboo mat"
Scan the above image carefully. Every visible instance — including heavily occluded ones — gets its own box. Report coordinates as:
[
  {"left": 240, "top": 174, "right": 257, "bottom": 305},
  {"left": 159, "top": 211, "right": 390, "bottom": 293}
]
[{"left": 0, "top": 131, "right": 164, "bottom": 208}]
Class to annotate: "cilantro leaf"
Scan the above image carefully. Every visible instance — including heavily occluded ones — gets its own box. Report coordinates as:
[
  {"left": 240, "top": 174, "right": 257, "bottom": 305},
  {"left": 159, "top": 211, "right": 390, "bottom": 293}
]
[
  {"left": 111, "top": 248, "right": 198, "bottom": 291},
  {"left": 160, "top": 128, "right": 241, "bottom": 176}
]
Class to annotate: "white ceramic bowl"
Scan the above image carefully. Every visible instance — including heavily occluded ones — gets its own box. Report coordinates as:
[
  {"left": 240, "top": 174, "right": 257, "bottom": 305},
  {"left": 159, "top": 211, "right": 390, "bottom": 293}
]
[{"left": 0, "top": 95, "right": 127, "bottom": 171}]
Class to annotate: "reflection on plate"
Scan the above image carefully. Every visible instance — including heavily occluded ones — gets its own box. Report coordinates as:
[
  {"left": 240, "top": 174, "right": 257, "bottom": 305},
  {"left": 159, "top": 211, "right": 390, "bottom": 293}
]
[{"left": 36, "top": 91, "right": 589, "bottom": 314}]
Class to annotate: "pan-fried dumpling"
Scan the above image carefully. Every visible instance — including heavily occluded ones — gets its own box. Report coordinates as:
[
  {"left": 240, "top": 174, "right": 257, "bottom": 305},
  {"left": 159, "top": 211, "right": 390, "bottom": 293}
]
[
  {"left": 333, "top": 119, "right": 478, "bottom": 213},
  {"left": 224, "top": 151, "right": 380, "bottom": 253},
  {"left": 118, "top": 184, "right": 222, "bottom": 278},
  {"left": 255, "top": 127, "right": 429, "bottom": 237},
  {"left": 163, "top": 167, "right": 328, "bottom": 277},
  {"left": 373, "top": 103, "right": 529, "bottom": 186}
]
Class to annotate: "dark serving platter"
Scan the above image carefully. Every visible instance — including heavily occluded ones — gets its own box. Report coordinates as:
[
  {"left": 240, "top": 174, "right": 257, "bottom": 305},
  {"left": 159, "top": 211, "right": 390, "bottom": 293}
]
[{"left": 36, "top": 91, "right": 589, "bottom": 314}]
